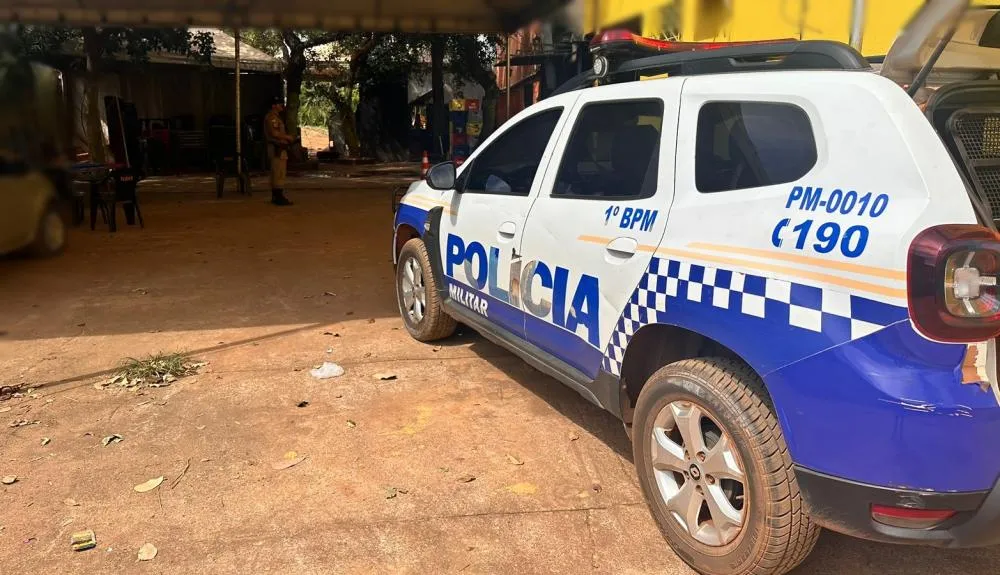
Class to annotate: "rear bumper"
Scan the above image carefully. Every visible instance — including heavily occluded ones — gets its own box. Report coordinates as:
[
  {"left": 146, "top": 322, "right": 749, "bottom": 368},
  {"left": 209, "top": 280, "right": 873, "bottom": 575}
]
[{"left": 796, "top": 466, "right": 1000, "bottom": 548}]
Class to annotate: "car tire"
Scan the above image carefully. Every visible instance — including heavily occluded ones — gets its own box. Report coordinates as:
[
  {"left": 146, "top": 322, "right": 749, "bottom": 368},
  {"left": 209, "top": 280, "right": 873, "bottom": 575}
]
[
  {"left": 633, "top": 358, "right": 819, "bottom": 575},
  {"left": 396, "top": 238, "right": 456, "bottom": 342},
  {"left": 29, "top": 202, "right": 67, "bottom": 257}
]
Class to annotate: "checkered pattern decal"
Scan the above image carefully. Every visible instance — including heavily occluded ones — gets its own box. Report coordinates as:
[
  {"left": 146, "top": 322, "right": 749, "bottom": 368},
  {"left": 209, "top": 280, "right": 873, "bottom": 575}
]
[{"left": 601, "top": 258, "right": 908, "bottom": 377}]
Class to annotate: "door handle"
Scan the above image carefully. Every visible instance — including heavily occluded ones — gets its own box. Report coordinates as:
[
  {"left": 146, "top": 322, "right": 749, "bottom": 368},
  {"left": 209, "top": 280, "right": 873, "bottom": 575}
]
[
  {"left": 497, "top": 221, "right": 517, "bottom": 241},
  {"left": 605, "top": 237, "right": 638, "bottom": 260}
]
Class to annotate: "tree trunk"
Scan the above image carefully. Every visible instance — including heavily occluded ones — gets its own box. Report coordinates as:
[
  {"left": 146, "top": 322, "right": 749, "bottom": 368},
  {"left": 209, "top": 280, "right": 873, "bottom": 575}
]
[
  {"left": 284, "top": 49, "right": 306, "bottom": 142},
  {"left": 480, "top": 88, "right": 498, "bottom": 143},
  {"left": 430, "top": 36, "right": 447, "bottom": 161},
  {"left": 81, "top": 28, "right": 106, "bottom": 163},
  {"left": 331, "top": 88, "right": 360, "bottom": 157}
]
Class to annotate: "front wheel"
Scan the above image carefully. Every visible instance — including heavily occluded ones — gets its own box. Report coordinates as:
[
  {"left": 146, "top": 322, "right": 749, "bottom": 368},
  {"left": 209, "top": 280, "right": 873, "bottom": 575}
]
[
  {"left": 396, "top": 238, "right": 456, "bottom": 342},
  {"left": 29, "top": 203, "right": 67, "bottom": 257},
  {"left": 633, "top": 358, "right": 819, "bottom": 575}
]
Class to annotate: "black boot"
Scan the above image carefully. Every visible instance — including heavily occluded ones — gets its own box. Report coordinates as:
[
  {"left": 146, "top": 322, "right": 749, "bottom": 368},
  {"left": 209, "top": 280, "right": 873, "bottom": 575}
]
[{"left": 271, "top": 189, "right": 293, "bottom": 206}]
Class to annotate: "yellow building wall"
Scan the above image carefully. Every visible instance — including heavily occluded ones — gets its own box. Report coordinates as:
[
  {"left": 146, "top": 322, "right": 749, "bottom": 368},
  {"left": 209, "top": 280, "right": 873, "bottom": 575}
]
[{"left": 581, "top": 0, "right": 996, "bottom": 57}]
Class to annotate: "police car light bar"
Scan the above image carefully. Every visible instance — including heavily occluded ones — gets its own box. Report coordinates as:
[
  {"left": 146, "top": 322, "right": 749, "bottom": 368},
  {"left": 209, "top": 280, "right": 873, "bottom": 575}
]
[{"left": 590, "top": 29, "right": 791, "bottom": 54}]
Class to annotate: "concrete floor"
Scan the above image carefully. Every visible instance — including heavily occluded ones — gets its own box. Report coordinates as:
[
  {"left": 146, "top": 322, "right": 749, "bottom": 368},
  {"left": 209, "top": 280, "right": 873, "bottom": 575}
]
[{"left": 1, "top": 174, "right": 997, "bottom": 574}]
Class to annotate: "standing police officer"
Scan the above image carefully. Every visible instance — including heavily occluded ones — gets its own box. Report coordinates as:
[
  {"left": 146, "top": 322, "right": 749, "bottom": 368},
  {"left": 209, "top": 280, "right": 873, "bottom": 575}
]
[{"left": 265, "top": 96, "right": 294, "bottom": 206}]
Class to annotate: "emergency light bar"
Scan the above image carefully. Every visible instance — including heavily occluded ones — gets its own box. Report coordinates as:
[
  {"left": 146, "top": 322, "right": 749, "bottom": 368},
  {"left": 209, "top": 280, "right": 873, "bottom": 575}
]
[{"left": 590, "top": 29, "right": 795, "bottom": 54}]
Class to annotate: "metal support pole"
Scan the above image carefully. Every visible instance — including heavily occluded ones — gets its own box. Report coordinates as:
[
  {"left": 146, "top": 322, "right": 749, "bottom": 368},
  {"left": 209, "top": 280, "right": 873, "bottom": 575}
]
[
  {"left": 849, "top": 0, "right": 866, "bottom": 51},
  {"left": 235, "top": 28, "right": 242, "bottom": 178},
  {"left": 505, "top": 33, "right": 511, "bottom": 124}
]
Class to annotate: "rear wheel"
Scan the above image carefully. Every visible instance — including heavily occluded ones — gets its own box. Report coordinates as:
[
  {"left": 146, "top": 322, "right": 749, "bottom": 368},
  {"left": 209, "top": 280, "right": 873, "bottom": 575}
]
[
  {"left": 396, "top": 238, "right": 456, "bottom": 342},
  {"left": 633, "top": 358, "right": 819, "bottom": 575},
  {"left": 29, "top": 203, "right": 66, "bottom": 257}
]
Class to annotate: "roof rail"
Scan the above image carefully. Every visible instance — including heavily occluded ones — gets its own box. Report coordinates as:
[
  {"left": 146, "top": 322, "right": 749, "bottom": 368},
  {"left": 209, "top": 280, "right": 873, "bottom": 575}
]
[{"left": 552, "top": 40, "right": 871, "bottom": 97}]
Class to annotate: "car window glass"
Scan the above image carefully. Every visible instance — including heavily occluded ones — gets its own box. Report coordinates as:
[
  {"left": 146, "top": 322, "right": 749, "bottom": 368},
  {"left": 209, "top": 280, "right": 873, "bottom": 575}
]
[
  {"left": 695, "top": 102, "right": 817, "bottom": 193},
  {"left": 552, "top": 100, "right": 663, "bottom": 199},
  {"left": 464, "top": 108, "right": 562, "bottom": 195}
]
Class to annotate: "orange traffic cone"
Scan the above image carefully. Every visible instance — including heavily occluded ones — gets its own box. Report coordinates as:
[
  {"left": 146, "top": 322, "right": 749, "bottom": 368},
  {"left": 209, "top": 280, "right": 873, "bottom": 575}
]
[{"left": 421, "top": 151, "right": 430, "bottom": 177}]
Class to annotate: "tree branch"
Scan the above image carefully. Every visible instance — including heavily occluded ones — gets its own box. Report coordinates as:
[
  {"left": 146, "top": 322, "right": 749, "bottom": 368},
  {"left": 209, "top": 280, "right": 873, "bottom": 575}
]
[{"left": 302, "top": 32, "right": 341, "bottom": 49}]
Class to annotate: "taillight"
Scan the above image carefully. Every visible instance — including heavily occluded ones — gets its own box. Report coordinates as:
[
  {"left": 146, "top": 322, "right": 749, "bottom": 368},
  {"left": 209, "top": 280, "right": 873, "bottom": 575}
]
[{"left": 908, "top": 224, "right": 1000, "bottom": 342}]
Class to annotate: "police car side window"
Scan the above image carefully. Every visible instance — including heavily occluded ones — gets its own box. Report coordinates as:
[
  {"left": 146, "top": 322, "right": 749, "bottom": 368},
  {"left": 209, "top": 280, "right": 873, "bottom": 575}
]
[
  {"left": 552, "top": 100, "right": 663, "bottom": 199},
  {"left": 464, "top": 108, "right": 562, "bottom": 195},
  {"left": 695, "top": 101, "right": 817, "bottom": 194}
]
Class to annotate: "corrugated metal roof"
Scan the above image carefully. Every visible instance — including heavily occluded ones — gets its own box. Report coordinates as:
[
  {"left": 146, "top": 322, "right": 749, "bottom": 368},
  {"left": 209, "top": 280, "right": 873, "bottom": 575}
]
[
  {"left": 146, "top": 28, "right": 282, "bottom": 73},
  {"left": 0, "top": 0, "right": 565, "bottom": 33}
]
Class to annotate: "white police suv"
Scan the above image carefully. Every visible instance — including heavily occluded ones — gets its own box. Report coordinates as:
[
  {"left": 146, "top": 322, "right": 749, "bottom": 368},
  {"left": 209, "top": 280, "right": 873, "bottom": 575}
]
[{"left": 393, "top": 2, "right": 1000, "bottom": 573}]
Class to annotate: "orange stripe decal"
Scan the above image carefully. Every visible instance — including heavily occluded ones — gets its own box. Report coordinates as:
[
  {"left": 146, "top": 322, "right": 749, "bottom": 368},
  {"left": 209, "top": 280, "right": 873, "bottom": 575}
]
[
  {"left": 575, "top": 235, "right": 906, "bottom": 299},
  {"left": 656, "top": 247, "right": 907, "bottom": 299},
  {"left": 687, "top": 242, "right": 906, "bottom": 281}
]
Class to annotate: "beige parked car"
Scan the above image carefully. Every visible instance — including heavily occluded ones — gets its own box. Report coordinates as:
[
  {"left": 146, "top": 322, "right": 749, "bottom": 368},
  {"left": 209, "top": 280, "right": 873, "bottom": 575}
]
[
  {"left": 0, "top": 168, "right": 66, "bottom": 257},
  {"left": 0, "top": 55, "right": 70, "bottom": 257}
]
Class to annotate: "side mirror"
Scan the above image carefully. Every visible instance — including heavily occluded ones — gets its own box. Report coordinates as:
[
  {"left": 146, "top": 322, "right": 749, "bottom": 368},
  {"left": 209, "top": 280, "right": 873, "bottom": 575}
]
[{"left": 426, "top": 161, "right": 457, "bottom": 191}]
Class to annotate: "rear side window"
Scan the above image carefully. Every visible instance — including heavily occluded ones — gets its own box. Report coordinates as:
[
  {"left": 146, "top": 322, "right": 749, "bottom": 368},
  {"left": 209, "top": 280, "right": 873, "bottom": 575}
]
[
  {"left": 696, "top": 101, "right": 817, "bottom": 193},
  {"left": 553, "top": 99, "right": 663, "bottom": 199}
]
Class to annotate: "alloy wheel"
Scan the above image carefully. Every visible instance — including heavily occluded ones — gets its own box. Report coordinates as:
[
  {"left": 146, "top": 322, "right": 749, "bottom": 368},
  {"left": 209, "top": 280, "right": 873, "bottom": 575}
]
[{"left": 650, "top": 400, "right": 747, "bottom": 547}]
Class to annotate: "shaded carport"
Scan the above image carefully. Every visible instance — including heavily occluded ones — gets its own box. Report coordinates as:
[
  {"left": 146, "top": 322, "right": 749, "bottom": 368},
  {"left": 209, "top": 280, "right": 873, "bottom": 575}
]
[
  {"left": 0, "top": 0, "right": 564, "bottom": 32},
  {"left": 2, "top": 0, "right": 567, "bottom": 170}
]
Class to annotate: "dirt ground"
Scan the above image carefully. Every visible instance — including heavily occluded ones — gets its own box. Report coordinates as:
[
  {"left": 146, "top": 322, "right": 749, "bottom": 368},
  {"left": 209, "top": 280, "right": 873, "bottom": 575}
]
[{"left": 1, "top": 171, "right": 998, "bottom": 574}]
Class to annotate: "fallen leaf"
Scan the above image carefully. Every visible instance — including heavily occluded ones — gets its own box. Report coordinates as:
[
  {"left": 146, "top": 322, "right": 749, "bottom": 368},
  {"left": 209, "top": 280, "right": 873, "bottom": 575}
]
[
  {"left": 506, "top": 455, "right": 524, "bottom": 466},
  {"left": 507, "top": 482, "right": 538, "bottom": 495},
  {"left": 133, "top": 476, "right": 164, "bottom": 493},
  {"left": 64, "top": 498, "right": 80, "bottom": 507},
  {"left": 568, "top": 432, "right": 580, "bottom": 442},
  {"left": 432, "top": 346, "right": 442, "bottom": 352},
  {"left": 368, "top": 318, "right": 376, "bottom": 324},
  {"left": 322, "top": 331, "right": 334, "bottom": 336},
  {"left": 591, "top": 483, "right": 603, "bottom": 493},
  {"left": 196, "top": 425, "right": 206, "bottom": 431},
  {"left": 456, "top": 474, "right": 476, "bottom": 484},
  {"left": 1, "top": 475, "right": 17, "bottom": 485},
  {"left": 70, "top": 529, "right": 96, "bottom": 551},
  {"left": 346, "top": 420, "right": 357, "bottom": 429},
  {"left": 132, "top": 288, "right": 148, "bottom": 295},
  {"left": 40, "top": 437, "right": 51, "bottom": 446},
  {"left": 297, "top": 401, "right": 310, "bottom": 408},
  {"left": 200, "top": 458, "right": 211, "bottom": 463},
  {"left": 373, "top": 373, "right": 398, "bottom": 381},
  {"left": 272, "top": 455, "right": 307, "bottom": 471},
  {"left": 385, "top": 487, "right": 399, "bottom": 499},
  {"left": 101, "top": 434, "right": 123, "bottom": 447},
  {"left": 8, "top": 420, "right": 39, "bottom": 428},
  {"left": 439, "top": 466, "right": 450, "bottom": 473},
  {"left": 137, "top": 542, "right": 157, "bottom": 561},
  {"left": 284, "top": 451, "right": 299, "bottom": 460},
  {"left": 334, "top": 393, "right": 344, "bottom": 399}
]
